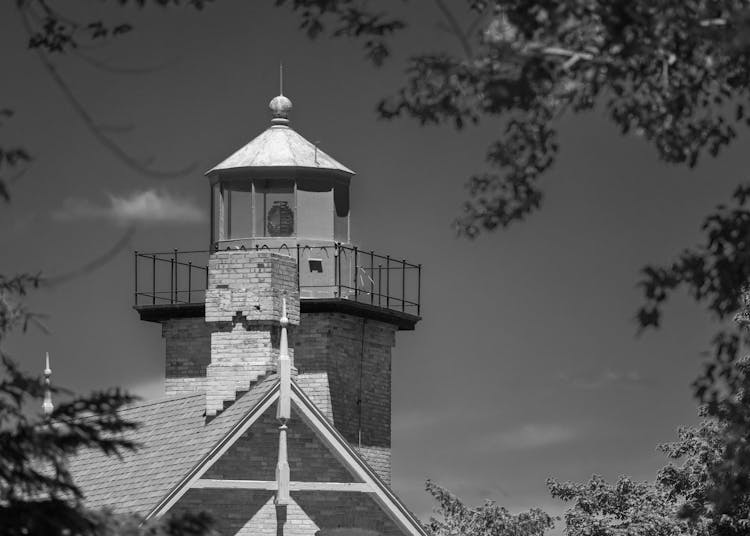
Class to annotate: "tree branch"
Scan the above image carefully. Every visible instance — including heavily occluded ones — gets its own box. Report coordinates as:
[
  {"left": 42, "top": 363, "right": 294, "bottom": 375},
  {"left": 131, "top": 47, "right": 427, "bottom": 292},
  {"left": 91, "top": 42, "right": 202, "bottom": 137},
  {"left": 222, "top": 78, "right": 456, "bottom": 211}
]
[
  {"left": 45, "top": 227, "right": 136, "bottom": 287},
  {"left": 432, "top": 0, "right": 473, "bottom": 59},
  {"left": 17, "top": 5, "right": 197, "bottom": 179}
]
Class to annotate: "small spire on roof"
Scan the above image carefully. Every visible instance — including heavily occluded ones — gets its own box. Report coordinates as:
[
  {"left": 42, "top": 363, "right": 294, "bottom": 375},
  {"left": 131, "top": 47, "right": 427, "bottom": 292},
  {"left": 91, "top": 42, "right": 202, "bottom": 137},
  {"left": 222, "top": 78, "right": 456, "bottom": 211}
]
[
  {"left": 42, "top": 352, "right": 54, "bottom": 416},
  {"left": 275, "top": 296, "right": 291, "bottom": 506},
  {"left": 269, "top": 65, "right": 292, "bottom": 125}
]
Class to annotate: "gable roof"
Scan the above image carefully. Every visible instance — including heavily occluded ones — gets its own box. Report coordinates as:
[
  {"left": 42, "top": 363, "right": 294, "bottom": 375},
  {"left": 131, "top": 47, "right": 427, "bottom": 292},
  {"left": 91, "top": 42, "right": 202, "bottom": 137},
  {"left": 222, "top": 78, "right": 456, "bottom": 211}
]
[
  {"left": 68, "top": 374, "right": 278, "bottom": 516},
  {"left": 206, "top": 124, "right": 355, "bottom": 176},
  {"left": 69, "top": 375, "right": 426, "bottom": 535},
  {"left": 289, "top": 382, "right": 428, "bottom": 536}
]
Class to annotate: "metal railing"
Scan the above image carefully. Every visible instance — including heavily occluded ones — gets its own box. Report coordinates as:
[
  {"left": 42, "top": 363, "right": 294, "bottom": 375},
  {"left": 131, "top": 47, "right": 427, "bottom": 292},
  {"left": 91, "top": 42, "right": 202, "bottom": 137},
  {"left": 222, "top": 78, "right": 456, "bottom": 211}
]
[
  {"left": 134, "top": 250, "right": 209, "bottom": 306},
  {"left": 133, "top": 244, "right": 421, "bottom": 316}
]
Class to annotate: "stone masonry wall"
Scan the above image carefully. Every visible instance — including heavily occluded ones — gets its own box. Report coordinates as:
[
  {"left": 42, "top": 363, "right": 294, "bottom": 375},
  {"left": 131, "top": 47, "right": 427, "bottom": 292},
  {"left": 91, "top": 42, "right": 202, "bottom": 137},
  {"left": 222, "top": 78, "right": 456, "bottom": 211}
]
[
  {"left": 204, "top": 251, "right": 300, "bottom": 415},
  {"left": 295, "top": 312, "right": 396, "bottom": 484}
]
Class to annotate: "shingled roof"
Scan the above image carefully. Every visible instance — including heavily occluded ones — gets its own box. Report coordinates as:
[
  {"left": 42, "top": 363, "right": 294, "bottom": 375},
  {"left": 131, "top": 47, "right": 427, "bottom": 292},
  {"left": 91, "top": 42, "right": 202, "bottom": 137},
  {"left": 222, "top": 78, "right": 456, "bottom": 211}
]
[
  {"left": 67, "top": 374, "right": 426, "bottom": 536},
  {"left": 68, "top": 374, "right": 279, "bottom": 516}
]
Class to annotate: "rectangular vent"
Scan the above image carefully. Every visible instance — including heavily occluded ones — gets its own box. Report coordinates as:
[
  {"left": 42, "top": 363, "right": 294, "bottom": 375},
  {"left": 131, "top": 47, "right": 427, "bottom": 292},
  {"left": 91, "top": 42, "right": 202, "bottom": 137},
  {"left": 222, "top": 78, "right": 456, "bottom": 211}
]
[{"left": 308, "top": 259, "right": 323, "bottom": 273}]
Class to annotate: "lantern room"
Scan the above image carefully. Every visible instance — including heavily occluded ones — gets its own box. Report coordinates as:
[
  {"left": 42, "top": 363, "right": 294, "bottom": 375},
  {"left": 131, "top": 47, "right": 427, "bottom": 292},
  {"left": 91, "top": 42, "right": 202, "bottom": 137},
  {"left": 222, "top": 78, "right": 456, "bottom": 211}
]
[{"left": 206, "top": 94, "right": 354, "bottom": 251}]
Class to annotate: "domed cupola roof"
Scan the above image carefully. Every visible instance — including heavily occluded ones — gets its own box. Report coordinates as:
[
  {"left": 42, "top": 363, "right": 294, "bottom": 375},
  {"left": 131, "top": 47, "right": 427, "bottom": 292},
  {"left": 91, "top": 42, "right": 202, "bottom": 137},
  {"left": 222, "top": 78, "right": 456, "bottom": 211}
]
[{"left": 206, "top": 94, "right": 355, "bottom": 177}]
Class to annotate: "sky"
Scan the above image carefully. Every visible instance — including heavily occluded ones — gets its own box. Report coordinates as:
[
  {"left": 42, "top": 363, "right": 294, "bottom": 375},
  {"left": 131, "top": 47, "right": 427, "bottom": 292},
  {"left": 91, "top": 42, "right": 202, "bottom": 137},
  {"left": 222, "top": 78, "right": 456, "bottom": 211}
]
[{"left": 0, "top": 0, "right": 745, "bottom": 527}]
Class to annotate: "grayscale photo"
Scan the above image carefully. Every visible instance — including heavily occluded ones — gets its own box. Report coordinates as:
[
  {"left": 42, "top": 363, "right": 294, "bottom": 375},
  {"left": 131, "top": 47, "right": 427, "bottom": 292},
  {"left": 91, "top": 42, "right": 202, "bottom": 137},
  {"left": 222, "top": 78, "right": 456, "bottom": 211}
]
[{"left": 1, "top": 1, "right": 748, "bottom": 535}]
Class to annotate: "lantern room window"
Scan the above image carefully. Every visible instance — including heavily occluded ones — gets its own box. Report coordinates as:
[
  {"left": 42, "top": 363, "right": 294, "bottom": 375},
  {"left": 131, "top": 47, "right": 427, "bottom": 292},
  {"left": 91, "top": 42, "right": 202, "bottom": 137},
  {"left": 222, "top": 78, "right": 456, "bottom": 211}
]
[
  {"left": 253, "top": 179, "right": 295, "bottom": 237},
  {"left": 213, "top": 179, "right": 296, "bottom": 244},
  {"left": 228, "top": 186, "right": 252, "bottom": 239}
]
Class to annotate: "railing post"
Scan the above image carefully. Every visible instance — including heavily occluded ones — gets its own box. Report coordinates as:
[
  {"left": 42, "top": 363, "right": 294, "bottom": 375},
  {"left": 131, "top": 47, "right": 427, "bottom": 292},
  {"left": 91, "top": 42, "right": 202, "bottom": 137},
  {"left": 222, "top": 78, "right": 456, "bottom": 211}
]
[
  {"left": 386, "top": 255, "right": 390, "bottom": 309},
  {"left": 353, "top": 247, "right": 359, "bottom": 302},
  {"left": 170, "top": 256, "right": 175, "bottom": 304},
  {"left": 402, "top": 259, "right": 406, "bottom": 312},
  {"left": 296, "top": 244, "right": 300, "bottom": 292},
  {"left": 370, "top": 250, "right": 375, "bottom": 305},
  {"left": 152, "top": 255, "right": 156, "bottom": 305},
  {"left": 173, "top": 249, "right": 178, "bottom": 304},
  {"left": 336, "top": 243, "right": 342, "bottom": 298},
  {"left": 378, "top": 264, "right": 382, "bottom": 307},
  {"left": 417, "top": 264, "right": 422, "bottom": 316},
  {"left": 134, "top": 251, "right": 138, "bottom": 306},
  {"left": 188, "top": 261, "right": 192, "bottom": 303}
]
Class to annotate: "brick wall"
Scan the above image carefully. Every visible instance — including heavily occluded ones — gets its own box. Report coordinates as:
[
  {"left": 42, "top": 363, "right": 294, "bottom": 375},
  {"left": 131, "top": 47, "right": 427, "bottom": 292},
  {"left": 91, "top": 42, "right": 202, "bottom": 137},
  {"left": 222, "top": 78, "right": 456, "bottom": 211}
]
[
  {"left": 295, "top": 313, "right": 397, "bottom": 483},
  {"left": 204, "top": 405, "right": 356, "bottom": 483},
  {"left": 296, "top": 372, "right": 333, "bottom": 421},
  {"left": 205, "top": 251, "right": 300, "bottom": 324},
  {"left": 162, "top": 317, "right": 211, "bottom": 397},
  {"left": 173, "top": 401, "right": 408, "bottom": 535},
  {"left": 173, "top": 489, "right": 405, "bottom": 536},
  {"left": 203, "top": 251, "right": 300, "bottom": 415},
  {"left": 159, "top": 251, "right": 400, "bottom": 484}
]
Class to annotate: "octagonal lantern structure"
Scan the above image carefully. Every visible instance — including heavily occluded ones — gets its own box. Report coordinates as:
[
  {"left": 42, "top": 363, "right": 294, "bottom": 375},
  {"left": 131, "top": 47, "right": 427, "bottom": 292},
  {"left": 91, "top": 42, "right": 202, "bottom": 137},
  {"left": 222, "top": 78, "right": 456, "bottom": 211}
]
[
  {"left": 206, "top": 94, "right": 355, "bottom": 298},
  {"left": 207, "top": 95, "right": 354, "bottom": 250}
]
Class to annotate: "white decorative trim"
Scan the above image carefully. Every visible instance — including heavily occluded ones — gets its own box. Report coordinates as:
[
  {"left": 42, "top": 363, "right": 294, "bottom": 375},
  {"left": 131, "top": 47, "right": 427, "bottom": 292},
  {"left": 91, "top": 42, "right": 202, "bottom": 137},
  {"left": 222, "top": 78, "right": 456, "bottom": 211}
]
[
  {"left": 193, "top": 479, "right": 275, "bottom": 490},
  {"left": 145, "top": 388, "right": 280, "bottom": 520},
  {"left": 192, "top": 479, "right": 371, "bottom": 492},
  {"left": 147, "top": 379, "right": 427, "bottom": 536},
  {"left": 290, "top": 386, "right": 428, "bottom": 536}
]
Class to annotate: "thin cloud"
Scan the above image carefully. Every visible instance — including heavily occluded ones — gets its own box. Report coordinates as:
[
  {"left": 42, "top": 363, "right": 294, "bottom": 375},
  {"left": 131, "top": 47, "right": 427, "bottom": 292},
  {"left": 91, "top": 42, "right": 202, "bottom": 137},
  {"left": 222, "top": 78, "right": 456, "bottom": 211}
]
[
  {"left": 558, "top": 369, "right": 643, "bottom": 391},
  {"left": 481, "top": 423, "right": 577, "bottom": 452},
  {"left": 53, "top": 189, "right": 205, "bottom": 225}
]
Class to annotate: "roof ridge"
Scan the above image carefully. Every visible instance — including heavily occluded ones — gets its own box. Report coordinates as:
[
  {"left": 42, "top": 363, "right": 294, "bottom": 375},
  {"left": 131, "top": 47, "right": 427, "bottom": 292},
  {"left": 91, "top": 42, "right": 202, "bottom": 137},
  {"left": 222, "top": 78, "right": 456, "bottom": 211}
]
[{"left": 122, "top": 392, "right": 205, "bottom": 411}]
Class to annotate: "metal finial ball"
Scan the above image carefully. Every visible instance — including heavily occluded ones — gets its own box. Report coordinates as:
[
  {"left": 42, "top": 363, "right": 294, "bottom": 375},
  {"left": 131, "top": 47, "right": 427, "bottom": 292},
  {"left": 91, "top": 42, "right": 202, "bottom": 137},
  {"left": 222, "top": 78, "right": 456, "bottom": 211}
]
[{"left": 269, "top": 95, "right": 292, "bottom": 119}]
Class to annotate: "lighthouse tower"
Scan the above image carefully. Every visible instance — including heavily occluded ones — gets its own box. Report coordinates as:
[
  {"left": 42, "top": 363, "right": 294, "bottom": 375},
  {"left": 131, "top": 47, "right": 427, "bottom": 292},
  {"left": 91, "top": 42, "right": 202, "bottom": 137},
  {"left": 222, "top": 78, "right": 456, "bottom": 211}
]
[{"left": 133, "top": 92, "right": 422, "bottom": 485}]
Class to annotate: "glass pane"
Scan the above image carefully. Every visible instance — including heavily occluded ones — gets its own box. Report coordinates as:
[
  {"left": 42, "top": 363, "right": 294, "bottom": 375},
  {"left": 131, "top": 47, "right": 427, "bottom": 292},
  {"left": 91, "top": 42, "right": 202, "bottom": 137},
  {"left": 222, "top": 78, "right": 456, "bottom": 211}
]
[
  {"left": 212, "top": 183, "right": 220, "bottom": 243},
  {"left": 334, "top": 213, "right": 348, "bottom": 242},
  {"left": 334, "top": 182, "right": 349, "bottom": 242},
  {"left": 253, "top": 180, "right": 295, "bottom": 237},
  {"left": 228, "top": 189, "right": 252, "bottom": 239}
]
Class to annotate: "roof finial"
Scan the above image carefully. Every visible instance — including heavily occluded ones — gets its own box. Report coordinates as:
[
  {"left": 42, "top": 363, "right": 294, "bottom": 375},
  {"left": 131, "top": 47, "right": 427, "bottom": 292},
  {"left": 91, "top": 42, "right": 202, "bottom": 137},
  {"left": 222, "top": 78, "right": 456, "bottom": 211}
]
[
  {"left": 269, "top": 65, "right": 292, "bottom": 125},
  {"left": 42, "top": 352, "right": 54, "bottom": 416}
]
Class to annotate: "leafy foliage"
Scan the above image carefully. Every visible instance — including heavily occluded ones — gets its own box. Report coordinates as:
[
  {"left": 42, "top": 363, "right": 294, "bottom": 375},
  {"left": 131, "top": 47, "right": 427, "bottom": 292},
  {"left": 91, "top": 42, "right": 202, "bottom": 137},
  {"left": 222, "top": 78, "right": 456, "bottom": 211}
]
[
  {"left": 549, "top": 475, "right": 691, "bottom": 536},
  {"left": 274, "top": 0, "right": 406, "bottom": 65},
  {"left": 377, "top": 1, "right": 750, "bottom": 236},
  {"left": 0, "top": 353, "right": 215, "bottom": 534},
  {"left": 638, "top": 184, "right": 750, "bottom": 331},
  {"left": 425, "top": 479, "right": 553, "bottom": 536},
  {"left": 3, "top": 5, "right": 215, "bottom": 532},
  {"left": 636, "top": 187, "right": 750, "bottom": 497},
  {"left": 430, "top": 391, "right": 750, "bottom": 536},
  {"left": 548, "top": 335, "right": 750, "bottom": 536}
]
